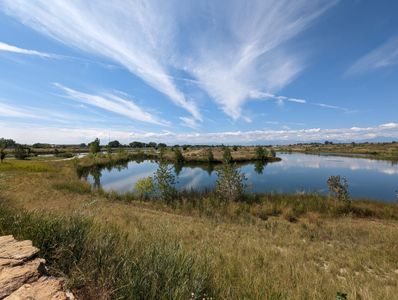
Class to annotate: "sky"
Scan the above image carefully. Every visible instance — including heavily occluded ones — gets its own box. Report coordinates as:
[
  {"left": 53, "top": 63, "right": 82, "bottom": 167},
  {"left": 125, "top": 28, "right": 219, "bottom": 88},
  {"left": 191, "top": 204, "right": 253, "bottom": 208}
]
[{"left": 0, "top": 0, "right": 398, "bottom": 145}]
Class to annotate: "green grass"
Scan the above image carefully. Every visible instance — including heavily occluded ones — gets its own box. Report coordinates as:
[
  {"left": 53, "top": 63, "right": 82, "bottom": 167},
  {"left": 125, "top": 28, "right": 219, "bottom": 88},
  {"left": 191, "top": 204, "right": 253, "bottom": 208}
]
[
  {"left": 0, "top": 160, "right": 54, "bottom": 172},
  {"left": 0, "top": 203, "right": 217, "bottom": 299}
]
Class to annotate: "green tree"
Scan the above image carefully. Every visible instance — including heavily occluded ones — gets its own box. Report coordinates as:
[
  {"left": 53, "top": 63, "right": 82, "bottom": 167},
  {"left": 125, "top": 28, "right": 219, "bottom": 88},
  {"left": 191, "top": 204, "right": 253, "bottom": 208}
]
[
  {"left": 255, "top": 146, "right": 267, "bottom": 161},
  {"left": 158, "top": 143, "right": 167, "bottom": 149},
  {"left": 327, "top": 175, "right": 350, "bottom": 203},
  {"left": 215, "top": 162, "right": 246, "bottom": 201},
  {"left": 232, "top": 145, "right": 238, "bottom": 151},
  {"left": 108, "top": 140, "right": 120, "bottom": 148},
  {"left": 88, "top": 138, "right": 101, "bottom": 154},
  {"left": 173, "top": 147, "right": 184, "bottom": 163},
  {"left": 206, "top": 148, "right": 214, "bottom": 162},
  {"left": 14, "top": 145, "right": 28, "bottom": 160},
  {"left": 0, "top": 138, "right": 16, "bottom": 148},
  {"left": 106, "top": 144, "right": 112, "bottom": 156},
  {"left": 222, "top": 147, "right": 233, "bottom": 163},
  {"left": 154, "top": 162, "right": 177, "bottom": 203}
]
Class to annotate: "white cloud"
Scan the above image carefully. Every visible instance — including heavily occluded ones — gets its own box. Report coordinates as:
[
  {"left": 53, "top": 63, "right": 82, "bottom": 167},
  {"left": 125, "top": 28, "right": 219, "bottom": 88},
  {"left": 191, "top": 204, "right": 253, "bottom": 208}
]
[
  {"left": 2, "top": 0, "right": 335, "bottom": 121},
  {"left": 0, "top": 41, "right": 55, "bottom": 58},
  {"left": 0, "top": 101, "right": 40, "bottom": 118},
  {"left": 179, "top": 117, "right": 199, "bottom": 130},
  {"left": 249, "top": 91, "right": 351, "bottom": 112},
  {"left": 2, "top": 0, "right": 201, "bottom": 122},
  {"left": 346, "top": 36, "right": 398, "bottom": 75},
  {"left": 2, "top": 122, "right": 398, "bottom": 145},
  {"left": 54, "top": 84, "right": 169, "bottom": 126}
]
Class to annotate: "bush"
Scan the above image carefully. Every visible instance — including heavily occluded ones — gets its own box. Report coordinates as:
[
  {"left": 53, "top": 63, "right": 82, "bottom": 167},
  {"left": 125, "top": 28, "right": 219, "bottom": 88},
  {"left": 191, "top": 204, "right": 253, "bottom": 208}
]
[
  {"left": 215, "top": 162, "right": 246, "bottom": 202},
  {"left": 14, "top": 145, "right": 29, "bottom": 160},
  {"left": 154, "top": 162, "right": 177, "bottom": 203},
  {"left": 134, "top": 176, "right": 155, "bottom": 200},
  {"left": 327, "top": 175, "right": 350, "bottom": 203}
]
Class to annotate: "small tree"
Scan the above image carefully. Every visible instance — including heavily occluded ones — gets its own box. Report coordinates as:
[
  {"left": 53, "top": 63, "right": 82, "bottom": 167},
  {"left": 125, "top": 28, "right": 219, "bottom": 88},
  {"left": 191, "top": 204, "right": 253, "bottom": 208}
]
[
  {"left": 327, "top": 175, "right": 350, "bottom": 203},
  {"left": 106, "top": 144, "right": 112, "bottom": 156},
  {"left": 206, "top": 148, "right": 214, "bottom": 162},
  {"left": 14, "top": 145, "right": 28, "bottom": 160},
  {"left": 154, "top": 161, "right": 177, "bottom": 203},
  {"left": 222, "top": 147, "right": 232, "bottom": 163},
  {"left": 255, "top": 146, "right": 266, "bottom": 161},
  {"left": 232, "top": 145, "right": 238, "bottom": 151},
  {"left": 215, "top": 162, "right": 247, "bottom": 202},
  {"left": 88, "top": 138, "right": 101, "bottom": 154},
  {"left": 173, "top": 147, "right": 184, "bottom": 163}
]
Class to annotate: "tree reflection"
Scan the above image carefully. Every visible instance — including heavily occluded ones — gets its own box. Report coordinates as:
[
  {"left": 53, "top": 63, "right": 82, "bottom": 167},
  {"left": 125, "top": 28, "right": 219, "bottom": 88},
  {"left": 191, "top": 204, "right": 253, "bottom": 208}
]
[{"left": 254, "top": 161, "right": 267, "bottom": 174}]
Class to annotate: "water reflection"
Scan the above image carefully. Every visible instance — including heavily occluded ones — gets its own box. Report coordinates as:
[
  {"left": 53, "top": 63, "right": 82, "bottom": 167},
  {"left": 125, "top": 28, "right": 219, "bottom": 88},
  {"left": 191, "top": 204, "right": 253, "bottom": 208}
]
[{"left": 83, "top": 153, "right": 398, "bottom": 202}]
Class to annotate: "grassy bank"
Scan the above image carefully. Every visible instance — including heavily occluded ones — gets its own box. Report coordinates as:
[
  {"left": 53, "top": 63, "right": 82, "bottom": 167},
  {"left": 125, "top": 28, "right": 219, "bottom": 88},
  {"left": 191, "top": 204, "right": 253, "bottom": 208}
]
[
  {"left": 1, "top": 158, "right": 398, "bottom": 299},
  {"left": 276, "top": 142, "right": 398, "bottom": 162}
]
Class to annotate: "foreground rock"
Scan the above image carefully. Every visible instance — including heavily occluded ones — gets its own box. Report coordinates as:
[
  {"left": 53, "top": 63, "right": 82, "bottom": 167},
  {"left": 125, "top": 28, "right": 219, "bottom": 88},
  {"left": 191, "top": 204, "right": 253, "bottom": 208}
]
[{"left": 0, "top": 235, "right": 74, "bottom": 300}]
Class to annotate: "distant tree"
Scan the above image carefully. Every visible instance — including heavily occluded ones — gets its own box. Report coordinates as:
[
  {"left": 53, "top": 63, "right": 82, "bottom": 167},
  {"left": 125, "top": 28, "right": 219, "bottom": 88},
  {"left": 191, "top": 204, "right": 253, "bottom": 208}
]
[
  {"left": 0, "top": 138, "right": 16, "bottom": 148},
  {"left": 79, "top": 143, "right": 87, "bottom": 148},
  {"left": 148, "top": 142, "right": 157, "bottom": 148},
  {"left": 88, "top": 138, "right": 101, "bottom": 154},
  {"left": 158, "top": 143, "right": 167, "bottom": 149},
  {"left": 222, "top": 147, "right": 233, "bottom": 163},
  {"left": 14, "top": 145, "right": 28, "bottom": 160},
  {"left": 130, "top": 141, "right": 144, "bottom": 148},
  {"left": 232, "top": 145, "right": 238, "bottom": 151},
  {"left": 108, "top": 140, "right": 121, "bottom": 148},
  {"left": 206, "top": 148, "right": 214, "bottom": 162},
  {"left": 255, "top": 146, "right": 266, "bottom": 161},
  {"left": 182, "top": 144, "right": 190, "bottom": 151},
  {"left": 32, "top": 143, "right": 51, "bottom": 148},
  {"left": 173, "top": 147, "right": 184, "bottom": 163}
]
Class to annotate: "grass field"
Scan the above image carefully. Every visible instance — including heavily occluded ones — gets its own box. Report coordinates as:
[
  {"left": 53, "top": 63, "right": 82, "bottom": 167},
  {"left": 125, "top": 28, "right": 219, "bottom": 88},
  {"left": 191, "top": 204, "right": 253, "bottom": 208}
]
[{"left": 1, "top": 158, "right": 398, "bottom": 299}]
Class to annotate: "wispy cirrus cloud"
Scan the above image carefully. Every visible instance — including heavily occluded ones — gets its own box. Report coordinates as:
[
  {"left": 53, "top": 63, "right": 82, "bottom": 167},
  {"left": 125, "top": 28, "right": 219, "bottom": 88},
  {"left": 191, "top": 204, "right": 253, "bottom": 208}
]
[
  {"left": 2, "top": 0, "right": 336, "bottom": 122},
  {"left": 249, "top": 91, "right": 351, "bottom": 112},
  {"left": 54, "top": 83, "right": 169, "bottom": 126},
  {"left": 0, "top": 41, "right": 56, "bottom": 58},
  {"left": 346, "top": 36, "right": 398, "bottom": 75},
  {"left": 0, "top": 101, "right": 41, "bottom": 118}
]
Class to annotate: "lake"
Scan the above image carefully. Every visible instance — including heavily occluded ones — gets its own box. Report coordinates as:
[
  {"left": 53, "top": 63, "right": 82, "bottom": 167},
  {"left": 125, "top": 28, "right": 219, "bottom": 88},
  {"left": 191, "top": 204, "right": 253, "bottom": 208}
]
[{"left": 85, "top": 153, "right": 398, "bottom": 202}]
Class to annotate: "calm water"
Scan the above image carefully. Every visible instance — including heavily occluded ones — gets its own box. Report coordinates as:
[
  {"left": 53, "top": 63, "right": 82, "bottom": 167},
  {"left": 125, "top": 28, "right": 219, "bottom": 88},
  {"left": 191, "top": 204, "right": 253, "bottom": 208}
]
[{"left": 85, "top": 153, "right": 398, "bottom": 202}]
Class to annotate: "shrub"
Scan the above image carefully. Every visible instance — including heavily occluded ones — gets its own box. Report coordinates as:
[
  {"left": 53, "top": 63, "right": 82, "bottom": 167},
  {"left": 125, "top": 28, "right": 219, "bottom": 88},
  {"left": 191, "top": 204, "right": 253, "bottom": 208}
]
[
  {"left": 14, "top": 145, "right": 28, "bottom": 160},
  {"left": 269, "top": 149, "right": 276, "bottom": 158},
  {"left": 327, "top": 175, "right": 350, "bottom": 203},
  {"left": 215, "top": 162, "right": 246, "bottom": 202},
  {"left": 134, "top": 176, "right": 155, "bottom": 200},
  {"left": 154, "top": 162, "right": 177, "bottom": 203}
]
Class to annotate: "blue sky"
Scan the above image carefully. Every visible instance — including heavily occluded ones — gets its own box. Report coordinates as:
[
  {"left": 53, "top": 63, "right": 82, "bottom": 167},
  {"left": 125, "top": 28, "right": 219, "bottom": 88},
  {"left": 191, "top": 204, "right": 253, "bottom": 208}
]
[{"left": 0, "top": 0, "right": 398, "bottom": 145}]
